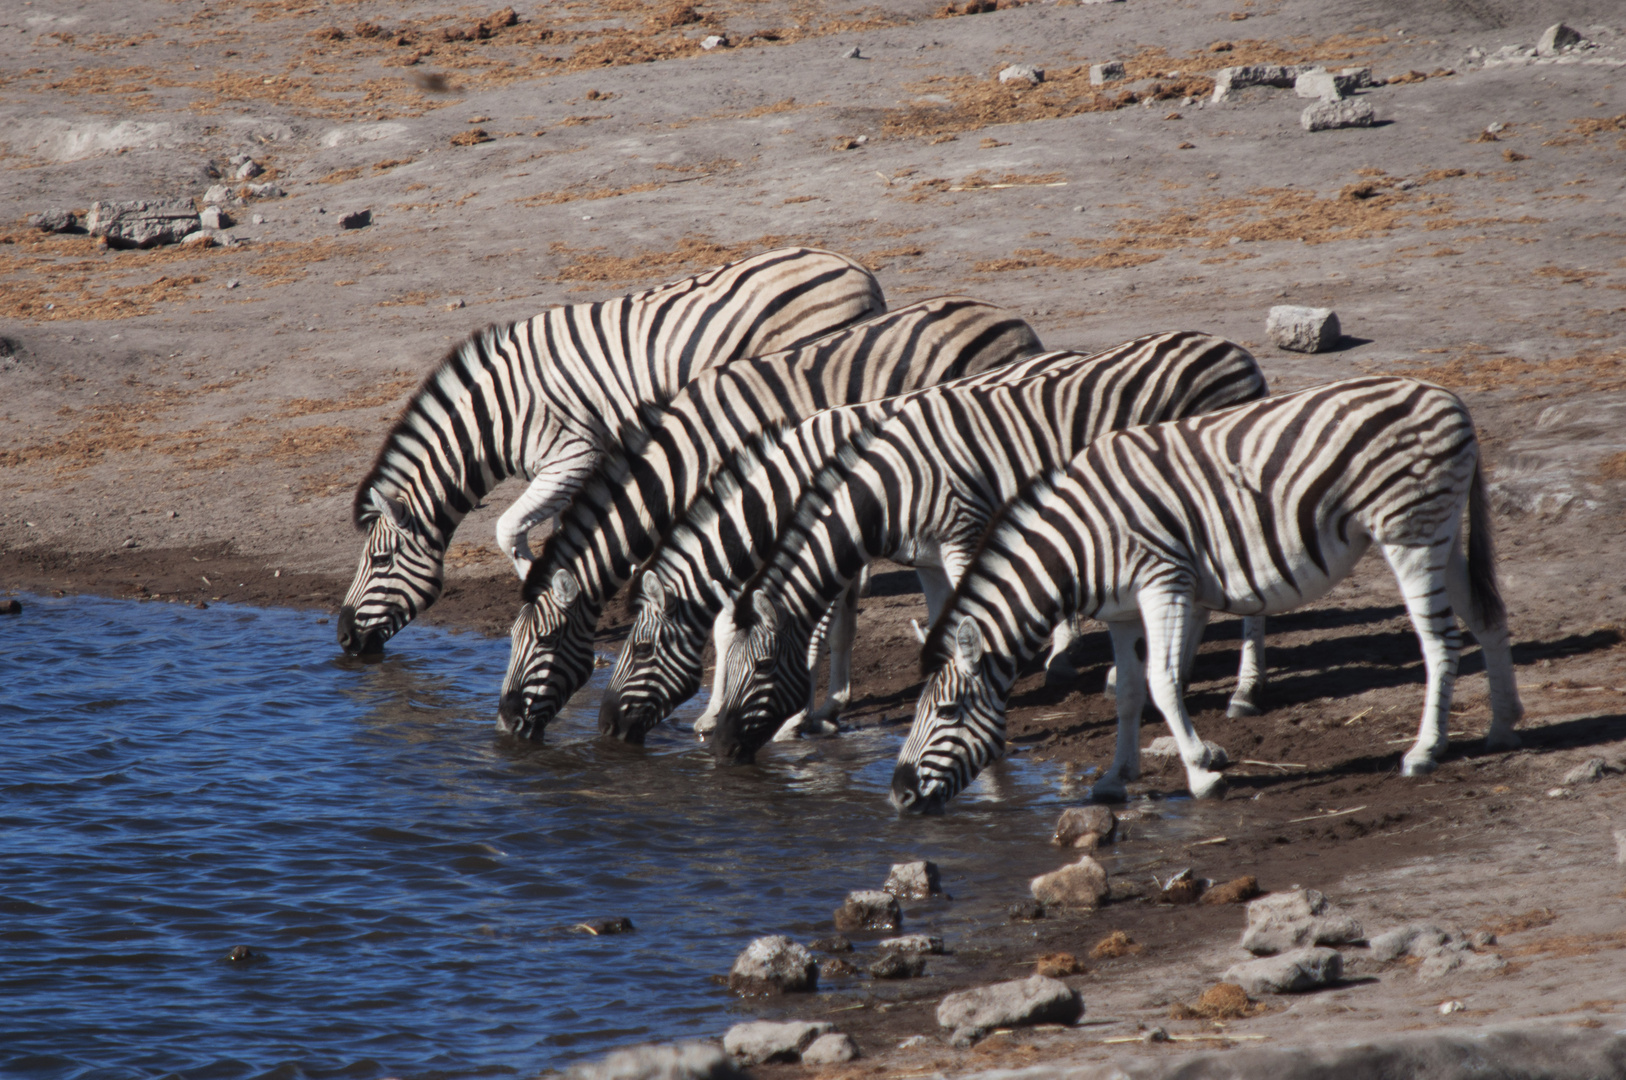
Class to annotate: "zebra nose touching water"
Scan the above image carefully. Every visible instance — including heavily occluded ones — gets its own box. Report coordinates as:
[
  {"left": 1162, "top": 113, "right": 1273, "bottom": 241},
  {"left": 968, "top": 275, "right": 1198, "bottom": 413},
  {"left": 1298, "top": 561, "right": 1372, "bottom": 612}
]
[
  {"left": 337, "top": 248, "right": 887, "bottom": 658},
  {"left": 892, "top": 377, "right": 1524, "bottom": 812}
]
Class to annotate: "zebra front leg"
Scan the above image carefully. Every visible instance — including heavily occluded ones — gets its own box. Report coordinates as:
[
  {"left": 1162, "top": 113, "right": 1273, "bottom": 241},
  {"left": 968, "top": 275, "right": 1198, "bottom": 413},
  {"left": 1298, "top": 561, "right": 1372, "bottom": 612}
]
[
  {"left": 495, "top": 445, "right": 604, "bottom": 579},
  {"left": 1227, "top": 615, "right": 1267, "bottom": 718},
  {"left": 1445, "top": 537, "right": 1523, "bottom": 751},
  {"left": 1089, "top": 619, "right": 1150, "bottom": 802},
  {"left": 805, "top": 582, "right": 859, "bottom": 734},
  {"left": 1044, "top": 618, "right": 1081, "bottom": 688},
  {"left": 1141, "top": 586, "right": 1225, "bottom": 798},
  {"left": 1383, "top": 540, "right": 1463, "bottom": 776}
]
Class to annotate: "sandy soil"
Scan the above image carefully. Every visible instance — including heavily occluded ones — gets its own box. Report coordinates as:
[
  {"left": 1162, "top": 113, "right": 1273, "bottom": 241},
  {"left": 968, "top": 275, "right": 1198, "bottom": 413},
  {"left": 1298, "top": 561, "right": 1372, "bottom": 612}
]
[{"left": 4, "top": 0, "right": 1626, "bottom": 1074}]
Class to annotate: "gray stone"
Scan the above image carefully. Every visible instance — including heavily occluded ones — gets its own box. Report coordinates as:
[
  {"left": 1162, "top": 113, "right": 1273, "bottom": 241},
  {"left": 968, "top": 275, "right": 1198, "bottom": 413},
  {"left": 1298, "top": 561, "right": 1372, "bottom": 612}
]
[
  {"left": 1211, "top": 64, "right": 1311, "bottom": 101},
  {"left": 869, "top": 951, "right": 927, "bottom": 979},
  {"left": 338, "top": 209, "right": 372, "bottom": 230},
  {"left": 1301, "top": 97, "right": 1376, "bottom": 132},
  {"left": 180, "top": 230, "right": 216, "bottom": 248},
  {"left": 28, "top": 208, "right": 77, "bottom": 233},
  {"left": 1030, "top": 855, "right": 1108, "bottom": 908},
  {"left": 727, "top": 935, "right": 817, "bottom": 995},
  {"left": 1145, "top": 735, "right": 1229, "bottom": 768},
  {"left": 1369, "top": 924, "right": 1451, "bottom": 963},
  {"left": 1537, "top": 23, "right": 1582, "bottom": 56},
  {"left": 245, "top": 182, "right": 285, "bottom": 198},
  {"left": 833, "top": 890, "right": 900, "bottom": 932},
  {"left": 1243, "top": 912, "right": 1365, "bottom": 955},
  {"left": 86, "top": 199, "right": 200, "bottom": 249},
  {"left": 565, "top": 1042, "right": 747, "bottom": 1080},
  {"left": 937, "top": 974, "right": 1083, "bottom": 1046},
  {"left": 723, "top": 1020, "right": 831, "bottom": 1065},
  {"left": 1339, "top": 66, "right": 1375, "bottom": 88},
  {"left": 801, "top": 1032, "right": 860, "bottom": 1065},
  {"left": 883, "top": 860, "right": 943, "bottom": 899},
  {"left": 809, "top": 935, "right": 851, "bottom": 953},
  {"left": 999, "top": 64, "right": 1044, "bottom": 87},
  {"left": 199, "top": 206, "right": 232, "bottom": 231},
  {"left": 234, "top": 158, "right": 263, "bottom": 180},
  {"left": 1089, "top": 61, "right": 1126, "bottom": 86},
  {"left": 1418, "top": 948, "right": 1507, "bottom": 980},
  {"left": 1267, "top": 305, "right": 1341, "bottom": 352},
  {"left": 878, "top": 933, "right": 944, "bottom": 954},
  {"left": 700, "top": 34, "right": 727, "bottom": 50},
  {"left": 1616, "top": 828, "right": 1626, "bottom": 867},
  {"left": 1247, "top": 889, "right": 1327, "bottom": 926},
  {"left": 1294, "top": 68, "right": 1361, "bottom": 99},
  {"left": 1224, "top": 946, "right": 1343, "bottom": 994},
  {"left": 1054, "top": 805, "right": 1116, "bottom": 849},
  {"left": 1563, "top": 758, "right": 1607, "bottom": 785},
  {"left": 204, "top": 184, "right": 231, "bottom": 205},
  {"left": 841, "top": 46, "right": 861, "bottom": 59}
]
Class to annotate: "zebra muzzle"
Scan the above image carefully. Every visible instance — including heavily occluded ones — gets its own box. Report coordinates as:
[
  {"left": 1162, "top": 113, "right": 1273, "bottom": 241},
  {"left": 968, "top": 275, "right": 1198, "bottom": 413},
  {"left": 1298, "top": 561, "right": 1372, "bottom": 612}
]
[{"left": 336, "top": 606, "right": 385, "bottom": 657}]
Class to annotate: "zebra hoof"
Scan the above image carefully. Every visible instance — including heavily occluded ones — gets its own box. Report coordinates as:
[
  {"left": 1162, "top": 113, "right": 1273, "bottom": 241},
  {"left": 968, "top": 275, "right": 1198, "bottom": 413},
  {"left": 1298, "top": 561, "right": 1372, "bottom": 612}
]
[
  {"left": 1087, "top": 780, "right": 1129, "bottom": 804},
  {"left": 1226, "top": 697, "right": 1262, "bottom": 719},
  {"left": 1188, "top": 769, "right": 1227, "bottom": 800},
  {"left": 1400, "top": 755, "right": 1438, "bottom": 777},
  {"left": 801, "top": 719, "right": 840, "bottom": 737},
  {"left": 1484, "top": 729, "right": 1521, "bottom": 752}
]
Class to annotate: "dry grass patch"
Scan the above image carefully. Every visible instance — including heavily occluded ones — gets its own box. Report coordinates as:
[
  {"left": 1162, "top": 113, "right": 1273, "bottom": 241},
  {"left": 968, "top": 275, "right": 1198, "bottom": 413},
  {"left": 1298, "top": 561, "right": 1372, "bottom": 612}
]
[
  {"left": 265, "top": 424, "right": 366, "bottom": 462},
  {"left": 547, "top": 233, "right": 810, "bottom": 286},
  {"left": 516, "top": 182, "right": 660, "bottom": 207},
  {"left": 276, "top": 377, "right": 422, "bottom": 419},
  {"left": 1090, "top": 930, "right": 1142, "bottom": 959},
  {"left": 1389, "top": 346, "right": 1626, "bottom": 396}
]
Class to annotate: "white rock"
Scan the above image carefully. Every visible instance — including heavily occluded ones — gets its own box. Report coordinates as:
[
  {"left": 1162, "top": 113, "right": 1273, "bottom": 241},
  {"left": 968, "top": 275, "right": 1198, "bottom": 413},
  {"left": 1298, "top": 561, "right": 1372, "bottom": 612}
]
[
  {"left": 565, "top": 1042, "right": 747, "bottom": 1080},
  {"left": 1536, "top": 23, "right": 1582, "bottom": 56},
  {"left": 1030, "top": 855, "right": 1108, "bottom": 907},
  {"left": 1294, "top": 68, "right": 1352, "bottom": 99},
  {"left": 1211, "top": 63, "right": 1311, "bottom": 101},
  {"left": 878, "top": 933, "right": 945, "bottom": 954},
  {"left": 999, "top": 64, "right": 1044, "bottom": 86},
  {"left": 86, "top": 199, "right": 200, "bottom": 249},
  {"left": 1145, "top": 735, "right": 1229, "bottom": 768},
  {"left": 883, "top": 860, "right": 943, "bottom": 899},
  {"left": 833, "top": 890, "right": 900, "bottom": 932},
  {"left": 1089, "top": 61, "right": 1126, "bottom": 86},
  {"left": 1247, "top": 890, "right": 1327, "bottom": 927},
  {"left": 701, "top": 34, "right": 727, "bottom": 49},
  {"left": 234, "top": 159, "right": 263, "bottom": 180},
  {"left": 28, "top": 208, "right": 76, "bottom": 232},
  {"left": 199, "top": 206, "right": 231, "bottom": 230},
  {"left": 1439, "top": 999, "right": 1466, "bottom": 1014},
  {"left": 1224, "top": 947, "right": 1342, "bottom": 994},
  {"left": 1267, "top": 305, "right": 1341, "bottom": 352},
  {"left": 936, "top": 975, "right": 1083, "bottom": 1047},
  {"left": 727, "top": 935, "right": 817, "bottom": 994},
  {"left": 723, "top": 1020, "right": 831, "bottom": 1064},
  {"left": 801, "top": 1033, "right": 860, "bottom": 1064},
  {"left": 180, "top": 230, "right": 216, "bottom": 247},
  {"left": 1562, "top": 758, "right": 1607, "bottom": 785},
  {"left": 1369, "top": 924, "right": 1450, "bottom": 963},
  {"left": 1242, "top": 912, "right": 1365, "bottom": 955},
  {"left": 1418, "top": 949, "right": 1507, "bottom": 980},
  {"left": 204, "top": 184, "right": 231, "bottom": 204},
  {"left": 1301, "top": 97, "right": 1376, "bottom": 131},
  {"left": 841, "top": 46, "right": 861, "bottom": 59}
]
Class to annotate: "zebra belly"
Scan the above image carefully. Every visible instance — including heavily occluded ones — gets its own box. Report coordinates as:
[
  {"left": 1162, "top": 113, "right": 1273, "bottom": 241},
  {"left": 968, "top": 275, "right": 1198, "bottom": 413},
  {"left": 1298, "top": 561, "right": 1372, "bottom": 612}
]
[{"left": 1190, "top": 530, "right": 1373, "bottom": 618}]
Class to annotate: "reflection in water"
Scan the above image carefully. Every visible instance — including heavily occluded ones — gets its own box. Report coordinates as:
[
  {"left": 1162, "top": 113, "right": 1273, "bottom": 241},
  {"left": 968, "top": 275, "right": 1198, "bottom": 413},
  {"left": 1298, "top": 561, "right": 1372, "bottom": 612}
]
[{"left": 0, "top": 594, "right": 1139, "bottom": 1080}]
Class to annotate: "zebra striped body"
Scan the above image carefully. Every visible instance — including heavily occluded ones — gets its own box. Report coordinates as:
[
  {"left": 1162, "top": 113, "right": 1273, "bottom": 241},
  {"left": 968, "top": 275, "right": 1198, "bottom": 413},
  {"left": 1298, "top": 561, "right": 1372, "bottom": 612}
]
[
  {"left": 337, "top": 248, "right": 884, "bottom": 655},
  {"left": 603, "top": 334, "right": 1269, "bottom": 752},
  {"left": 705, "top": 332, "right": 1270, "bottom": 763},
  {"left": 896, "top": 377, "right": 1523, "bottom": 812},
  {"left": 496, "top": 300, "right": 1042, "bottom": 739}
]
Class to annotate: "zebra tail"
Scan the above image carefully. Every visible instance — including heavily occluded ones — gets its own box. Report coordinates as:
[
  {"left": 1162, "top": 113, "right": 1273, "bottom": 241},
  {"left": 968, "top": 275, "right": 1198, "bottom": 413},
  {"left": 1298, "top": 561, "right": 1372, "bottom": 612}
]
[{"left": 1467, "top": 458, "right": 1506, "bottom": 631}]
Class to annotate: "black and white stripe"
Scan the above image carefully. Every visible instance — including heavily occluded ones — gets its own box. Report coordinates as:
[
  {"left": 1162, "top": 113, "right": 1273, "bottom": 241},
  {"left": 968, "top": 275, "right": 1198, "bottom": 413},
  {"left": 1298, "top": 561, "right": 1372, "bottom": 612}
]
[
  {"left": 495, "top": 299, "right": 1042, "bottom": 739},
  {"left": 603, "top": 333, "right": 1269, "bottom": 753},
  {"left": 336, "top": 248, "right": 885, "bottom": 655},
  {"left": 895, "top": 377, "right": 1523, "bottom": 812},
  {"left": 705, "top": 332, "right": 1271, "bottom": 762}
]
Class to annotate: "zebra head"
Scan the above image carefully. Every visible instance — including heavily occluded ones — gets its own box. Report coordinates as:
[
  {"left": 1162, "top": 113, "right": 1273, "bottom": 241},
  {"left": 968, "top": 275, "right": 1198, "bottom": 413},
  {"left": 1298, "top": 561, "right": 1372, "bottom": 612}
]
[
  {"left": 599, "top": 570, "right": 709, "bottom": 743},
  {"left": 710, "top": 591, "right": 813, "bottom": 764},
  {"left": 498, "top": 568, "right": 598, "bottom": 740},
  {"left": 339, "top": 489, "right": 444, "bottom": 656},
  {"left": 891, "top": 616, "right": 1008, "bottom": 814},
  {"left": 708, "top": 592, "right": 807, "bottom": 763}
]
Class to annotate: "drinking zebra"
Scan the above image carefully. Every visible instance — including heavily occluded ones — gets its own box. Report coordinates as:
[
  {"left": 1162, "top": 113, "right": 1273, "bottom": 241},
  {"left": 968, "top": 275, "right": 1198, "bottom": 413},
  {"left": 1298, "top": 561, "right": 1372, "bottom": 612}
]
[
  {"left": 496, "top": 299, "right": 1042, "bottom": 739},
  {"left": 599, "top": 333, "right": 1269, "bottom": 752},
  {"left": 337, "top": 248, "right": 884, "bottom": 656},
  {"left": 895, "top": 377, "right": 1523, "bottom": 813}
]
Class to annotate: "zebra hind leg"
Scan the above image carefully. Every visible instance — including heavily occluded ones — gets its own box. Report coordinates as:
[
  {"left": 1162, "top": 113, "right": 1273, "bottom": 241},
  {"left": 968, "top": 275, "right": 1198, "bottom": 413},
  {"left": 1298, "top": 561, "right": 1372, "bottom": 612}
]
[
  {"left": 1445, "top": 537, "right": 1523, "bottom": 751},
  {"left": 1089, "top": 620, "right": 1150, "bottom": 802},
  {"left": 804, "top": 582, "right": 860, "bottom": 734},
  {"left": 1227, "top": 615, "right": 1268, "bottom": 718},
  {"left": 1383, "top": 540, "right": 1463, "bottom": 777}
]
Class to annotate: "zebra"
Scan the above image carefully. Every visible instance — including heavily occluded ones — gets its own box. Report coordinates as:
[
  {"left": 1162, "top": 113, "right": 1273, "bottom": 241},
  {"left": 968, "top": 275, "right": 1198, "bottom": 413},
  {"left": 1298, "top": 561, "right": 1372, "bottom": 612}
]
[
  {"left": 336, "top": 247, "right": 884, "bottom": 656},
  {"left": 601, "top": 332, "right": 1270, "bottom": 752},
  {"left": 893, "top": 377, "right": 1523, "bottom": 813},
  {"left": 495, "top": 299, "right": 1043, "bottom": 739}
]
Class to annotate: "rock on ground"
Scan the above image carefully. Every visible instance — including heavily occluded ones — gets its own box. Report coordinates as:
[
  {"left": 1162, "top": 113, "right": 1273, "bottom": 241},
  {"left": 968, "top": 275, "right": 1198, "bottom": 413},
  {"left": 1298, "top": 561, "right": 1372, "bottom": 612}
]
[
  {"left": 727, "top": 935, "right": 817, "bottom": 994},
  {"left": 1241, "top": 888, "right": 1363, "bottom": 954},
  {"left": 833, "top": 890, "right": 900, "bottom": 932},
  {"left": 1212, "top": 63, "right": 1311, "bottom": 100},
  {"left": 1053, "top": 805, "right": 1116, "bottom": 850},
  {"left": 28, "top": 208, "right": 77, "bottom": 232},
  {"left": 1367, "top": 923, "right": 1507, "bottom": 978},
  {"left": 565, "top": 1042, "right": 748, "bottom": 1080},
  {"left": 1267, "top": 305, "right": 1342, "bottom": 352},
  {"left": 1089, "top": 61, "right": 1125, "bottom": 86},
  {"left": 86, "top": 199, "right": 200, "bottom": 249},
  {"left": 1302, "top": 98, "right": 1376, "bottom": 131},
  {"left": 1145, "top": 735, "right": 1229, "bottom": 767},
  {"left": 1294, "top": 68, "right": 1361, "bottom": 99},
  {"left": 723, "top": 1020, "right": 832, "bottom": 1065},
  {"left": 869, "top": 951, "right": 927, "bottom": 979},
  {"left": 1537, "top": 23, "right": 1582, "bottom": 56},
  {"left": 999, "top": 64, "right": 1043, "bottom": 86},
  {"left": 1368, "top": 923, "right": 1451, "bottom": 963},
  {"left": 1562, "top": 757, "right": 1608, "bottom": 785},
  {"left": 937, "top": 974, "right": 1084, "bottom": 1047},
  {"left": 1418, "top": 948, "right": 1508, "bottom": 980},
  {"left": 1224, "top": 946, "right": 1343, "bottom": 994},
  {"left": 1030, "top": 854, "right": 1108, "bottom": 907},
  {"left": 878, "top": 933, "right": 944, "bottom": 954},
  {"left": 801, "top": 1033, "right": 860, "bottom": 1064},
  {"left": 883, "top": 860, "right": 943, "bottom": 899}
]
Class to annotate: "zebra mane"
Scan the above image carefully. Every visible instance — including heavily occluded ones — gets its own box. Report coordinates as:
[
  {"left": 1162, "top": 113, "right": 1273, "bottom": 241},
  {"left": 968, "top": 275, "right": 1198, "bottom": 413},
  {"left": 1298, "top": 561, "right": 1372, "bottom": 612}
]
[
  {"left": 919, "top": 464, "right": 1064, "bottom": 678},
  {"left": 352, "top": 322, "right": 511, "bottom": 530}
]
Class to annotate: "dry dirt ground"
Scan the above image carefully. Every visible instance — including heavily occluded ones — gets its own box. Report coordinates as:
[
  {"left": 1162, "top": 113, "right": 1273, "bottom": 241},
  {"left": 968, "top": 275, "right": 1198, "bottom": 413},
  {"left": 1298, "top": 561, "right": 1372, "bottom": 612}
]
[{"left": 3, "top": 0, "right": 1626, "bottom": 1075}]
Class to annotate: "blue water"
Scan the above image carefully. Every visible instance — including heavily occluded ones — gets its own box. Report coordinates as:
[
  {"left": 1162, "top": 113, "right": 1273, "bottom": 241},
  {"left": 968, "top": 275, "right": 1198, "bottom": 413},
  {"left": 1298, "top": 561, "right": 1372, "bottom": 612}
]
[{"left": 0, "top": 594, "right": 1090, "bottom": 1080}]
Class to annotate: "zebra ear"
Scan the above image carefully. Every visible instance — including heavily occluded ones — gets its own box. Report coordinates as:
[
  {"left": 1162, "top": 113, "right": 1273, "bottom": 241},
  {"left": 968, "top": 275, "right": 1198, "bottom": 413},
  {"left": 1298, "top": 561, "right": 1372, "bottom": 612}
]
[
  {"left": 751, "top": 590, "right": 778, "bottom": 632},
  {"left": 368, "top": 488, "right": 407, "bottom": 528},
  {"left": 642, "top": 572, "right": 666, "bottom": 611},
  {"left": 550, "top": 568, "right": 580, "bottom": 607},
  {"left": 953, "top": 617, "right": 984, "bottom": 669}
]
